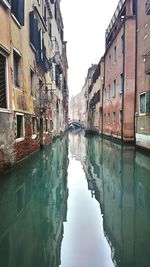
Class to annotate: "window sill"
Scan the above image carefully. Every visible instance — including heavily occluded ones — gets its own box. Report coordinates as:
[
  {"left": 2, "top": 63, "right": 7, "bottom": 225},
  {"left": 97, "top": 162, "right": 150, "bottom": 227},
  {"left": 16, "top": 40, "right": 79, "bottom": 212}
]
[
  {"left": 0, "top": 108, "right": 11, "bottom": 114},
  {"left": 139, "top": 113, "right": 146, "bottom": 116},
  {"left": 16, "top": 137, "right": 24, "bottom": 143},
  {"left": 11, "top": 14, "right": 21, "bottom": 29}
]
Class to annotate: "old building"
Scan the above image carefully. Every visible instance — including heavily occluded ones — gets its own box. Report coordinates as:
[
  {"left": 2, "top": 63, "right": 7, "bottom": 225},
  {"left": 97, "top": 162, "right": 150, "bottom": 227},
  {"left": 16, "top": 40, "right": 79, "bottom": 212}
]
[
  {"left": 103, "top": 0, "right": 136, "bottom": 142},
  {"left": 135, "top": 0, "right": 150, "bottom": 149},
  {"left": 0, "top": 0, "right": 68, "bottom": 172},
  {"left": 69, "top": 93, "right": 81, "bottom": 123},
  {"left": 0, "top": 0, "right": 14, "bottom": 170},
  {"left": 87, "top": 59, "right": 104, "bottom": 134}
]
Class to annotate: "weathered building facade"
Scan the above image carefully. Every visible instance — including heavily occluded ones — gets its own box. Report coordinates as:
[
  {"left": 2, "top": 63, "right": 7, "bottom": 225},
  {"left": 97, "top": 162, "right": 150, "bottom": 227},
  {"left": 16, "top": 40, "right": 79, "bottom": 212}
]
[
  {"left": 136, "top": 0, "right": 150, "bottom": 149},
  {"left": 87, "top": 59, "right": 104, "bottom": 133},
  {"left": 103, "top": 0, "right": 136, "bottom": 142},
  {"left": 0, "top": 0, "right": 68, "bottom": 172}
]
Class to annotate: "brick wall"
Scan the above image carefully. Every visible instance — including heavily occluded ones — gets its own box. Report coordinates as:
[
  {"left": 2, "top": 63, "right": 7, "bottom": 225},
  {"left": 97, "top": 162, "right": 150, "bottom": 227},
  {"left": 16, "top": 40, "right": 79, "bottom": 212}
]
[{"left": 15, "top": 114, "right": 40, "bottom": 162}]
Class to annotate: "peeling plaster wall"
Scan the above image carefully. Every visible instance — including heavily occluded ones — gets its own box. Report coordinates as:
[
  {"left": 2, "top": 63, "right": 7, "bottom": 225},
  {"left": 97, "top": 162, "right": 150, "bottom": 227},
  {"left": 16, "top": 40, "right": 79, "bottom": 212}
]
[{"left": 0, "top": 113, "right": 14, "bottom": 171}]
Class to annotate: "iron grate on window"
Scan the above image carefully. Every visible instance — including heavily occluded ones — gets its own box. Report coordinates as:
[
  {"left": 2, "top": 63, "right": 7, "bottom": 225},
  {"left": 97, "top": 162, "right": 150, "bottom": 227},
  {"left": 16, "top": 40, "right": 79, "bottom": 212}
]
[{"left": 0, "top": 54, "right": 7, "bottom": 109}]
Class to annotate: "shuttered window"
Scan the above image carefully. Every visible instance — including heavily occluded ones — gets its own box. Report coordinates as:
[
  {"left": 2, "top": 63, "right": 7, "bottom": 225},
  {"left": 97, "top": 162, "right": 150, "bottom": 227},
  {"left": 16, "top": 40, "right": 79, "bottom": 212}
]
[
  {"left": 11, "top": 0, "right": 25, "bottom": 26},
  {"left": 29, "top": 11, "right": 39, "bottom": 50},
  {"left": 0, "top": 54, "right": 7, "bottom": 109}
]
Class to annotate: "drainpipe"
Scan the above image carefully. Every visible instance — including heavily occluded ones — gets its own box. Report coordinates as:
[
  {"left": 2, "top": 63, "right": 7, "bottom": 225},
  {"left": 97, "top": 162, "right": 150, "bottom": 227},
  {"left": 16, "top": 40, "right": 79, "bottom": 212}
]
[
  {"left": 122, "top": 20, "right": 125, "bottom": 143},
  {"left": 134, "top": 0, "right": 138, "bottom": 144},
  {"left": 102, "top": 59, "right": 105, "bottom": 136}
]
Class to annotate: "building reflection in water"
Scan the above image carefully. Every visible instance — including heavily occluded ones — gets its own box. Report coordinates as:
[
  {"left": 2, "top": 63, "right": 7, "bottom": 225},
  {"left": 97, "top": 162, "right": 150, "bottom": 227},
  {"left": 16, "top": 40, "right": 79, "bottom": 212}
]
[
  {"left": 0, "top": 134, "right": 69, "bottom": 267},
  {"left": 69, "top": 132, "right": 150, "bottom": 267}
]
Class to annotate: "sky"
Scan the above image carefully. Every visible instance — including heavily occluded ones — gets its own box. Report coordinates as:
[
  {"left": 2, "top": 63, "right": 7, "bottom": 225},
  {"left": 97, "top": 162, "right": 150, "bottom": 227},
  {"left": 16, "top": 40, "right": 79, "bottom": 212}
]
[{"left": 60, "top": 0, "right": 119, "bottom": 97}]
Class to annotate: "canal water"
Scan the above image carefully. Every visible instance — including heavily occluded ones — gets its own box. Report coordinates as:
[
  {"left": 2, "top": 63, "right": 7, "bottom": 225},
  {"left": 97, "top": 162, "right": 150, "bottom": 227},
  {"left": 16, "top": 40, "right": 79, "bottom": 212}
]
[{"left": 0, "top": 132, "right": 150, "bottom": 267}]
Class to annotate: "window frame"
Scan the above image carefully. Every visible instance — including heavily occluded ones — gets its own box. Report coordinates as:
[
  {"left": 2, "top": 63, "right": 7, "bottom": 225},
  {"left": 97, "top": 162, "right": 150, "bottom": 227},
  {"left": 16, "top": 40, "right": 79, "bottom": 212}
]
[
  {"left": 0, "top": 50, "right": 9, "bottom": 111},
  {"left": 120, "top": 73, "right": 124, "bottom": 94},
  {"left": 119, "top": 110, "right": 123, "bottom": 124},
  {"left": 30, "top": 68, "right": 35, "bottom": 97},
  {"left": 32, "top": 116, "right": 38, "bottom": 138},
  {"left": 113, "top": 79, "right": 116, "bottom": 98},
  {"left": 45, "top": 118, "right": 48, "bottom": 133},
  {"left": 16, "top": 113, "right": 25, "bottom": 142},
  {"left": 139, "top": 92, "right": 146, "bottom": 115},
  {"left": 108, "top": 84, "right": 111, "bottom": 100},
  {"left": 113, "top": 112, "right": 115, "bottom": 123},
  {"left": 13, "top": 49, "right": 22, "bottom": 90},
  {"left": 114, "top": 46, "right": 117, "bottom": 64}
]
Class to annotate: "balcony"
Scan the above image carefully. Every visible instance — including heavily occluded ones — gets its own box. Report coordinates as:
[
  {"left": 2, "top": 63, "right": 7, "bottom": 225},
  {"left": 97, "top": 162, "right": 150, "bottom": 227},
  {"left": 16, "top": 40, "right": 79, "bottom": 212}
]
[
  {"left": 144, "top": 53, "right": 150, "bottom": 75},
  {"left": 145, "top": 0, "right": 150, "bottom": 15}
]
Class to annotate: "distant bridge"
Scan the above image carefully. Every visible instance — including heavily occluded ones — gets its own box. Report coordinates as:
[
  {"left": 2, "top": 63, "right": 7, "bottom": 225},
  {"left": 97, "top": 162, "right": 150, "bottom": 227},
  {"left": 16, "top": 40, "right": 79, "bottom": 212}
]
[{"left": 68, "top": 121, "right": 83, "bottom": 131}]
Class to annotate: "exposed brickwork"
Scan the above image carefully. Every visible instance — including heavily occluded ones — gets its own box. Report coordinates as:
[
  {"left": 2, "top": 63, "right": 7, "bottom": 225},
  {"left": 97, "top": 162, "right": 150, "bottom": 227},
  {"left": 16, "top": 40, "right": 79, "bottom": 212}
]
[
  {"left": 103, "top": 0, "right": 136, "bottom": 142},
  {"left": 15, "top": 114, "right": 40, "bottom": 162},
  {"left": 136, "top": 0, "right": 150, "bottom": 149}
]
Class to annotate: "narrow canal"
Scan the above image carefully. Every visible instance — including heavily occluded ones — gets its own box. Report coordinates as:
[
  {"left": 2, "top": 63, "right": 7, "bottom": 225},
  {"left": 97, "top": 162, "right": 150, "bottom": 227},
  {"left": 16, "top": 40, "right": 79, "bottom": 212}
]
[{"left": 0, "top": 132, "right": 150, "bottom": 267}]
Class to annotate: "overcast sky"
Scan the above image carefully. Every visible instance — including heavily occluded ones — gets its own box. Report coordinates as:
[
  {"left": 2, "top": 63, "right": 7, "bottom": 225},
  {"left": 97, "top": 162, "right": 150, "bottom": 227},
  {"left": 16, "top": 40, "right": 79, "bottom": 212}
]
[{"left": 60, "top": 0, "right": 119, "bottom": 97}]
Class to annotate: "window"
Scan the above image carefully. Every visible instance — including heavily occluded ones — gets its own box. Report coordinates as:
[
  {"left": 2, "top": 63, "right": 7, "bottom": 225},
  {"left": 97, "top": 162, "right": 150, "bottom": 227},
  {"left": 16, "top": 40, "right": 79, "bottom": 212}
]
[
  {"left": 113, "top": 80, "right": 116, "bottom": 97},
  {"left": 50, "top": 119, "right": 53, "bottom": 131},
  {"left": 13, "top": 50, "right": 21, "bottom": 88},
  {"left": 121, "top": 34, "right": 124, "bottom": 55},
  {"left": 11, "top": 0, "right": 25, "bottom": 26},
  {"left": 32, "top": 117, "right": 37, "bottom": 135},
  {"left": 104, "top": 88, "right": 106, "bottom": 102},
  {"left": 139, "top": 91, "right": 150, "bottom": 114},
  {"left": 0, "top": 53, "right": 7, "bottom": 109},
  {"left": 120, "top": 73, "right": 124, "bottom": 94},
  {"left": 108, "top": 113, "right": 110, "bottom": 124},
  {"left": 114, "top": 46, "right": 117, "bottom": 63},
  {"left": 45, "top": 119, "right": 48, "bottom": 132},
  {"left": 55, "top": 65, "right": 60, "bottom": 88},
  {"left": 43, "top": 5, "right": 47, "bottom": 24},
  {"left": 104, "top": 113, "right": 106, "bottom": 123},
  {"left": 30, "top": 69, "right": 35, "bottom": 97},
  {"left": 109, "top": 54, "right": 111, "bottom": 69},
  {"left": 113, "top": 112, "right": 115, "bottom": 123},
  {"left": 16, "top": 114, "right": 24, "bottom": 139},
  {"left": 140, "top": 93, "right": 146, "bottom": 114},
  {"left": 37, "top": 0, "right": 41, "bottom": 5},
  {"left": 108, "top": 84, "right": 111, "bottom": 100},
  {"left": 39, "top": 29, "right": 43, "bottom": 61},
  {"left": 48, "top": 22, "right": 52, "bottom": 39},
  {"left": 120, "top": 110, "right": 123, "bottom": 124},
  {"left": 29, "top": 11, "right": 39, "bottom": 50}
]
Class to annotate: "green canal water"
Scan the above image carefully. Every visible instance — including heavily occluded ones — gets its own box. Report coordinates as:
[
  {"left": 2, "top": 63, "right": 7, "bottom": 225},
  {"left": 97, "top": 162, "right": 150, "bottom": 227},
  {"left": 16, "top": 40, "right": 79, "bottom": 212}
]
[{"left": 0, "top": 132, "right": 150, "bottom": 267}]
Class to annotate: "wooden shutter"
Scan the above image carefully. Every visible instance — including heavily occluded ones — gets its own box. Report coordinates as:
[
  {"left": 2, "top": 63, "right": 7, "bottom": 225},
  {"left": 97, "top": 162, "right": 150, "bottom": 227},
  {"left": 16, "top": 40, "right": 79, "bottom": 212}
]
[
  {"left": 11, "top": 0, "right": 24, "bottom": 26},
  {"left": 29, "top": 11, "right": 39, "bottom": 49}
]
